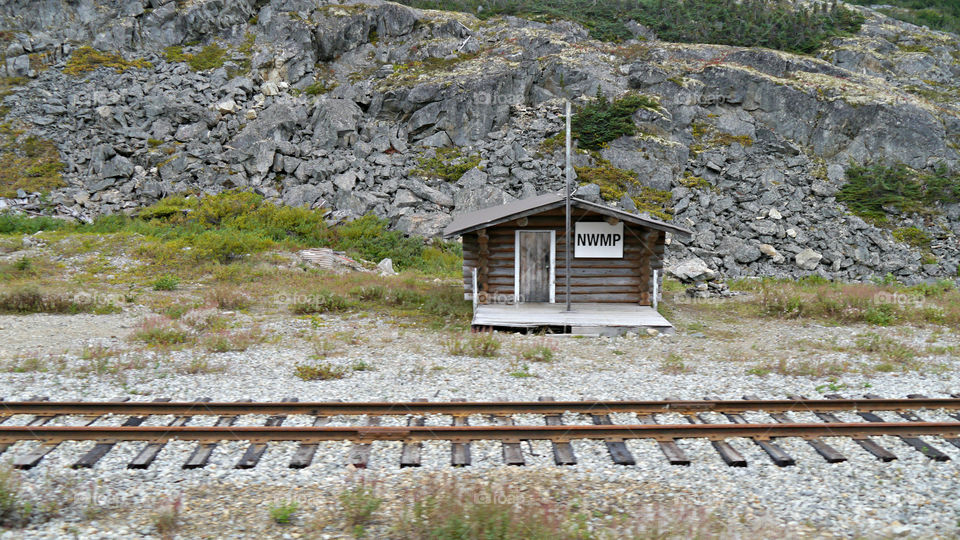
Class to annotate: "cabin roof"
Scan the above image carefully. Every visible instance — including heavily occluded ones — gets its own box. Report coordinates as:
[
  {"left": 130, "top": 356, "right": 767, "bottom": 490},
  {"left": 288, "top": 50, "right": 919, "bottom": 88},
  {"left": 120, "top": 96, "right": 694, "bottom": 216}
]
[{"left": 442, "top": 192, "right": 693, "bottom": 239}]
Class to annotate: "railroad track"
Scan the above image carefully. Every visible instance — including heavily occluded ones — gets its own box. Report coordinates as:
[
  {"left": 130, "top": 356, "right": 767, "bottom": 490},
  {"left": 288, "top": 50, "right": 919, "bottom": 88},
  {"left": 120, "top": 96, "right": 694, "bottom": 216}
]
[{"left": 2, "top": 395, "right": 960, "bottom": 470}]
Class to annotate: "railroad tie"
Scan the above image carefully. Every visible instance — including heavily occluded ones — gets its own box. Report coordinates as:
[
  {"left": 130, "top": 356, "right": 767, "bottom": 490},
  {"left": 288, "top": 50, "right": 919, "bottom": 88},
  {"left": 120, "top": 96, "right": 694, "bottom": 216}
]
[
  {"left": 858, "top": 394, "right": 949, "bottom": 462},
  {"left": 290, "top": 399, "right": 340, "bottom": 469},
  {"left": 348, "top": 416, "right": 380, "bottom": 469},
  {"left": 708, "top": 396, "right": 793, "bottom": 467},
  {"left": 908, "top": 394, "right": 960, "bottom": 451},
  {"left": 635, "top": 414, "right": 690, "bottom": 465},
  {"left": 538, "top": 396, "right": 576, "bottom": 465},
  {"left": 16, "top": 397, "right": 128, "bottom": 470},
  {"left": 488, "top": 414, "right": 525, "bottom": 466},
  {"left": 183, "top": 399, "right": 252, "bottom": 469},
  {"left": 789, "top": 394, "right": 897, "bottom": 462},
  {"left": 669, "top": 397, "right": 745, "bottom": 467},
  {"left": 450, "top": 398, "right": 472, "bottom": 467},
  {"left": 399, "top": 398, "right": 428, "bottom": 468},
  {"left": 73, "top": 398, "right": 171, "bottom": 469},
  {"left": 582, "top": 397, "right": 635, "bottom": 466},
  {"left": 749, "top": 394, "right": 846, "bottom": 464},
  {"left": 0, "top": 396, "right": 53, "bottom": 456},
  {"left": 236, "top": 397, "right": 298, "bottom": 469},
  {"left": 128, "top": 397, "right": 210, "bottom": 470}
]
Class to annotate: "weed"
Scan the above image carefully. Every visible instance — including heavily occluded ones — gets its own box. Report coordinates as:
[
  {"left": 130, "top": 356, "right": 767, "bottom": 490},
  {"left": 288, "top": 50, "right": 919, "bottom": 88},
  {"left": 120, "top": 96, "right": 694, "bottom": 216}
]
[
  {"left": 294, "top": 362, "right": 348, "bottom": 381},
  {"left": 0, "top": 465, "right": 31, "bottom": 528},
  {"left": 176, "top": 356, "right": 224, "bottom": 375},
  {"left": 339, "top": 484, "right": 382, "bottom": 532},
  {"left": 151, "top": 275, "right": 180, "bottom": 291},
  {"left": 151, "top": 496, "right": 182, "bottom": 539},
  {"left": 352, "top": 360, "right": 375, "bottom": 371},
  {"left": 508, "top": 363, "right": 535, "bottom": 378},
  {"left": 164, "top": 43, "right": 228, "bottom": 71},
  {"left": 130, "top": 317, "right": 191, "bottom": 348},
  {"left": 0, "top": 285, "right": 106, "bottom": 314},
  {"left": 269, "top": 501, "right": 299, "bottom": 524},
  {"left": 292, "top": 290, "right": 353, "bottom": 314},
  {"left": 205, "top": 285, "right": 252, "bottom": 311},
  {"left": 202, "top": 329, "right": 262, "bottom": 353},
  {"left": 445, "top": 332, "right": 501, "bottom": 358},
  {"left": 659, "top": 353, "right": 689, "bottom": 374},
  {"left": 517, "top": 341, "right": 557, "bottom": 362}
]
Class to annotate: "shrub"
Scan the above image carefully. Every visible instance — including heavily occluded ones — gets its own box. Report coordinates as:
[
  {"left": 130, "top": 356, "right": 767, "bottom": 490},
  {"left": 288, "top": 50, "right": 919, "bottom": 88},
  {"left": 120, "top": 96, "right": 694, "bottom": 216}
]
[
  {"left": 293, "top": 362, "right": 348, "bottom": 381},
  {"left": 838, "top": 163, "right": 960, "bottom": 222},
  {"left": 152, "top": 275, "right": 180, "bottom": 291},
  {"left": 269, "top": 501, "right": 299, "bottom": 524},
  {"left": 848, "top": 0, "right": 960, "bottom": 35},
  {"left": 0, "top": 465, "right": 31, "bottom": 528},
  {"left": 571, "top": 90, "right": 658, "bottom": 150},
  {"left": 0, "top": 286, "right": 100, "bottom": 314},
  {"left": 0, "top": 125, "right": 66, "bottom": 198}
]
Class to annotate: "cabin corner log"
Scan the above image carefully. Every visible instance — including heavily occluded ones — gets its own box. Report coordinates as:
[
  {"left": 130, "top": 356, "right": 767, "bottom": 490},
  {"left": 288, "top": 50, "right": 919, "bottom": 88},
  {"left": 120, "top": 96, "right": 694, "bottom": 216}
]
[{"left": 477, "top": 229, "right": 489, "bottom": 302}]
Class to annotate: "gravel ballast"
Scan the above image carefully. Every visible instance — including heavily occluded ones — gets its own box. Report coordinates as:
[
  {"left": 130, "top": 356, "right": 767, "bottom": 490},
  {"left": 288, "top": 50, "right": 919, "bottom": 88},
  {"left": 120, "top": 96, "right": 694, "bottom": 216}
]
[{"left": 1, "top": 310, "right": 958, "bottom": 539}]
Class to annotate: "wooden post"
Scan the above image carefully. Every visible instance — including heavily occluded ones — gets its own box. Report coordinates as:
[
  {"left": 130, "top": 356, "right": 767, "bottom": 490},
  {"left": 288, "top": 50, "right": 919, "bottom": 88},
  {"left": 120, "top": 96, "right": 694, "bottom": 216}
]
[
  {"left": 478, "top": 229, "right": 489, "bottom": 303},
  {"left": 638, "top": 229, "right": 654, "bottom": 305},
  {"left": 564, "top": 100, "right": 572, "bottom": 312}
]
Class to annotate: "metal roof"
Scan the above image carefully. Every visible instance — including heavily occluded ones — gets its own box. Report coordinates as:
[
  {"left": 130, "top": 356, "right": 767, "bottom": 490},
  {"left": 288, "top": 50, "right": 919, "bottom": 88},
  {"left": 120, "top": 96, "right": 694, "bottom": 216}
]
[{"left": 442, "top": 192, "right": 693, "bottom": 239}]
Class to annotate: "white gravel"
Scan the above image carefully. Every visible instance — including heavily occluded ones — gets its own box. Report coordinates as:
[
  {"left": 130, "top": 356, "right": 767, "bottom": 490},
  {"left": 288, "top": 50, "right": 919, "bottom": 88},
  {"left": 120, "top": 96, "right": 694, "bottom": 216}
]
[{"left": 0, "top": 310, "right": 958, "bottom": 538}]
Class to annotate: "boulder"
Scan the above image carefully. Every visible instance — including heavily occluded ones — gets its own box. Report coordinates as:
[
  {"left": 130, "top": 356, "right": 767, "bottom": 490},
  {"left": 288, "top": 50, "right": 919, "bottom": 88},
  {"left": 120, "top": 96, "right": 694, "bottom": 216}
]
[
  {"left": 667, "top": 257, "right": 716, "bottom": 283},
  {"left": 795, "top": 248, "right": 823, "bottom": 270}
]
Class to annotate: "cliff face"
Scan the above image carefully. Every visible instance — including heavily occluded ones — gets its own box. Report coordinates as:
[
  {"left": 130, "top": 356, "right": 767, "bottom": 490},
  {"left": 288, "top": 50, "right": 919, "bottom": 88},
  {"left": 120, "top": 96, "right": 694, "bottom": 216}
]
[{"left": 1, "top": 0, "right": 959, "bottom": 282}]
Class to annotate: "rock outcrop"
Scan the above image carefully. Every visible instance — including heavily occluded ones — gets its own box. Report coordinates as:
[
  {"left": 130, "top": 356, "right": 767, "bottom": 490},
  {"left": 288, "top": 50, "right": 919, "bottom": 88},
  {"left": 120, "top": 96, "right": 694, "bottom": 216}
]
[{"left": 1, "top": 0, "right": 958, "bottom": 282}]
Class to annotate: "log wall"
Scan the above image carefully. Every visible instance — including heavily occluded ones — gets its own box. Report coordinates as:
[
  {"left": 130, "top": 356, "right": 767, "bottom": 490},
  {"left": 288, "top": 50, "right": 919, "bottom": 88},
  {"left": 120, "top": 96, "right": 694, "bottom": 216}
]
[{"left": 460, "top": 208, "right": 667, "bottom": 305}]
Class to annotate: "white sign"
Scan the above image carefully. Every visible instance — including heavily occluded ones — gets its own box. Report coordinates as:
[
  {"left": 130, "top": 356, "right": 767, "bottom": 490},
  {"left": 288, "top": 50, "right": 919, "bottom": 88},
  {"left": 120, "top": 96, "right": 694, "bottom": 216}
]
[{"left": 574, "top": 221, "right": 624, "bottom": 258}]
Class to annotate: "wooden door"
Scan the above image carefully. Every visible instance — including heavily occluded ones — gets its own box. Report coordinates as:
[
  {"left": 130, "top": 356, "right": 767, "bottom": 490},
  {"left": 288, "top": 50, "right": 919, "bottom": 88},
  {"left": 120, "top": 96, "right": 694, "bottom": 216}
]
[{"left": 517, "top": 231, "right": 553, "bottom": 303}]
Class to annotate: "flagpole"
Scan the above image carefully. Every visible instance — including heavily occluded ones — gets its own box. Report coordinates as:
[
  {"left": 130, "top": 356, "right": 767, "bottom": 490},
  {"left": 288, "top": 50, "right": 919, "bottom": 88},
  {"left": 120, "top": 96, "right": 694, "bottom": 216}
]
[{"left": 565, "top": 100, "right": 572, "bottom": 312}]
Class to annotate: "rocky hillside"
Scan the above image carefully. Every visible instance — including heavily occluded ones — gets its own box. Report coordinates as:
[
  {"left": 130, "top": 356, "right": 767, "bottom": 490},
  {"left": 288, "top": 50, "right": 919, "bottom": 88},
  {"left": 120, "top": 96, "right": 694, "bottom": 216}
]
[{"left": 1, "top": 0, "right": 959, "bottom": 282}]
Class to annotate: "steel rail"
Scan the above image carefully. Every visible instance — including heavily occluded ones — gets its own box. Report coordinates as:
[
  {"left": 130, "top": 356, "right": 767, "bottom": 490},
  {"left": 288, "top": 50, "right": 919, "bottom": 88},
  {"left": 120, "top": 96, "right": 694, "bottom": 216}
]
[
  {"left": 0, "top": 399, "right": 959, "bottom": 417},
  {"left": 2, "top": 422, "right": 960, "bottom": 444}
]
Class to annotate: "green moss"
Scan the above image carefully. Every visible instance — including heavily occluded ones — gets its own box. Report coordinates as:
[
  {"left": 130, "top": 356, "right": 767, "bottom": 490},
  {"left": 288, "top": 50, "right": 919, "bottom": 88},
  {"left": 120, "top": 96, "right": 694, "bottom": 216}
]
[
  {"left": 164, "top": 43, "right": 229, "bottom": 71},
  {"left": 63, "top": 47, "right": 152, "bottom": 76},
  {"left": 0, "top": 124, "right": 65, "bottom": 198},
  {"left": 680, "top": 172, "right": 711, "bottom": 190},
  {"left": 575, "top": 158, "right": 673, "bottom": 220},
  {"left": 411, "top": 147, "right": 480, "bottom": 182},
  {"left": 897, "top": 43, "right": 932, "bottom": 53},
  {"left": 387, "top": 52, "right": 481, "bottom": 88},
  {"left": 304, "top": 79, "right": 338, "bottom": 96},
  {"left": 710, "top": 133, "right": 753, "bottom": 147},
  {"left": 892, "top": 227, "right": 932, "bottom": 249}
]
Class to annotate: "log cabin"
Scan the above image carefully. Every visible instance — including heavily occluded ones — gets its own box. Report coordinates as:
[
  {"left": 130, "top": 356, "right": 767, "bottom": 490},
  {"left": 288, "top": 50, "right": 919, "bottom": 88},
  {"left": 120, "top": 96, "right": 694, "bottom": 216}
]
[{"left": 443, "top": 192, "right": 693, "bottom": 335}]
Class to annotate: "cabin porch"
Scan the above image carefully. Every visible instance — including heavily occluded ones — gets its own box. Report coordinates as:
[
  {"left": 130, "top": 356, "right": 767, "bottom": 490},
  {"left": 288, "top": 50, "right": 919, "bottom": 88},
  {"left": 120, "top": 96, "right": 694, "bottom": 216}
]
[{"left": 471, "top": 302, "right": 674, "bottom": 336}]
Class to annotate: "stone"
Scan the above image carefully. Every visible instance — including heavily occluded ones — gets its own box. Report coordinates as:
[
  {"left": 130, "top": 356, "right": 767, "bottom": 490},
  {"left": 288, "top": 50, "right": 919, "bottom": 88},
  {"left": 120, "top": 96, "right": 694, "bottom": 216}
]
[
  {"left": 377, "top": 258, "right": 397, "bottom": 276},
  {"left": 283, "top": 184, "right": 324, "bottom": 208},
  {"left": 262, "top": 82, "right": 280, "bottom": 96},
  {"left": 667, "top": 257, "right": 716, "bottom": 283},
  {"left": 767, "top": 208, "right": 782, "bottom": 220},
  {"left": 759, "top": 244, "right": 785, "bottom": 263},
  {"left": 795, "top": 248, "right": 823, "bottom": 270},
  {"left": 403, "top": 179, "right": 454, "bottom": 207},
  {"left": 333, "top": 171, "right": 358, "bottom": 192},
  {"left": 217, "top": 99, "right": 238, "bottom": 114}
]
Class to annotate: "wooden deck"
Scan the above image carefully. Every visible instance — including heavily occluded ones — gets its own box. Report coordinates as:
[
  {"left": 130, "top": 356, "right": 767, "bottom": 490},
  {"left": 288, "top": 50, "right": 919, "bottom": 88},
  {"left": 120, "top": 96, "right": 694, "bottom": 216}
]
[{"left": 472, "top": 303, "right": 673, "bottom": 335}]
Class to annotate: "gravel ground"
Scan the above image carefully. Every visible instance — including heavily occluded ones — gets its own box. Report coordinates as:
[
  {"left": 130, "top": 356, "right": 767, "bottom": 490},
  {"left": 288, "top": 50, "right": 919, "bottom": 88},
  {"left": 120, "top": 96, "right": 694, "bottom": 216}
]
[{"left": 0, "top": 309, "right": 958, "bottom": 539}]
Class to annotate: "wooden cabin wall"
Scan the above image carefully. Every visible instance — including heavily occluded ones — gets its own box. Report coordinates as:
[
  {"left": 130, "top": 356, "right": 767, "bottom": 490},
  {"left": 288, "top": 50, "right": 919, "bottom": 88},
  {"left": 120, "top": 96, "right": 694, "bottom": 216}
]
[{"left": 461, "top": 208, "right": 666, "bottom": 305}]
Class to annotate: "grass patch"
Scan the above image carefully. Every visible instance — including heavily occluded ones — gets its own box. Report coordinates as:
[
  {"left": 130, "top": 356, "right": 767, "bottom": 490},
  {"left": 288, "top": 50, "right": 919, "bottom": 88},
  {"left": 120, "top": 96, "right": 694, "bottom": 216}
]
[
  {"left": 0, "top": 285, "right": 117, "bottom": 314},
  {"left": 269, "top": 501, "right": 299, "bottom": 525},
  {"left": 411, "top": 147, "right": 481, "bottom": 182},
  {"left": 339, "top": 484, "right": 383, "bottom": 536},
  {"left": 838, "top": 162, "right": 960, "bottom": 223},
  {"left": 659, "top": 352, "right": 690, "bottom": 374},
  {"left": 63, "top": 46, "right": 151, "bottom": 76},
  {"left": 2, "top": 190, "right": 462, "bottom": 274},
  {"left": 444, "top": 332, "right": 502, "bottom": 357},
  {"left": 293, "top": 361, "right": 348, "bottom": 381},
  {"left": 517, "top": 340, "right": 557, "bottom": 362},
  {"left": 130, "top": 317, "right": 192, "bottom": 348},
  {"left": 151, "top": 275, "right": 180, "bottom": 291}
]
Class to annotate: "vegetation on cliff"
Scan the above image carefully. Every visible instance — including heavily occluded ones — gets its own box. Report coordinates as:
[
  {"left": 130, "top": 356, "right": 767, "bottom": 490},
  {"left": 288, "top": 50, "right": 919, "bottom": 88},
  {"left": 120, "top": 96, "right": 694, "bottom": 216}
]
[
  {"left": 848, "top": 0, "right": 960, "bottom": 35},
  {"left": 395, "top": 0, "right": 863, "bottom": 53}
]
